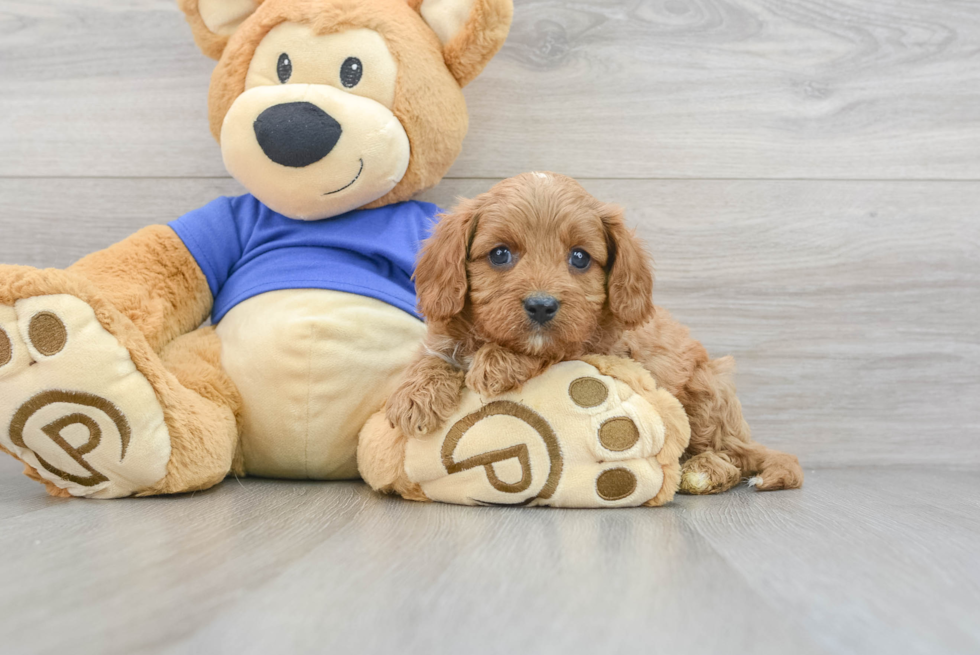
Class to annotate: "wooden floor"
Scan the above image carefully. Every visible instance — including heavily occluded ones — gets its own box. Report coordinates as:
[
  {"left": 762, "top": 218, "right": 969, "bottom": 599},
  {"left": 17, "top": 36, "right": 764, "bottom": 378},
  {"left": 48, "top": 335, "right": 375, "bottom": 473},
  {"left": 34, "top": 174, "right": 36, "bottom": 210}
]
[
  {"left": 2, "top": 0, "right": 979, "bottom": 653},
  {"left": 1, "top": 456, "right": 978, "bottom": 655}
]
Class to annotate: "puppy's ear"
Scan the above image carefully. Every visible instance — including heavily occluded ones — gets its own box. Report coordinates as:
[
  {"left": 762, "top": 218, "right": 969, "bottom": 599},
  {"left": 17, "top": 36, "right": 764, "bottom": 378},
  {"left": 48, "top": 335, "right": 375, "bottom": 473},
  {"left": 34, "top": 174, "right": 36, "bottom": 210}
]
[
  {"left": 415, "top": 198, "right": 479, "bottom": 322},
  {"left": 177, "top": 0, "right": 265, "bottom": 59},
  {"left": 409, "top": 0, "right": 513, "bottom": 87},
  {"left": 602, "top": 204, "right": 654, "bottom": 330}
]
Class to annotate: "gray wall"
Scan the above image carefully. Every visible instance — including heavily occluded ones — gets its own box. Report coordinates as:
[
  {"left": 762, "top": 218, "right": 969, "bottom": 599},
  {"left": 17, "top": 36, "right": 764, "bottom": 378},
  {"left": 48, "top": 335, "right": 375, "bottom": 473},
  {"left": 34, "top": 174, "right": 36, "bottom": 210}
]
[{"left": 2, "top": 0, "right": 977, "bottom": 467}]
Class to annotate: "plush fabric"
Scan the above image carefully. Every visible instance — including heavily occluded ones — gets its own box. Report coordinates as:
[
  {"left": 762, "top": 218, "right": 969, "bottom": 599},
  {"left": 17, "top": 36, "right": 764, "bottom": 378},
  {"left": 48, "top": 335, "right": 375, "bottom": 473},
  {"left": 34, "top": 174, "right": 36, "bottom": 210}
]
[
  {"left": 169, "top": 195, "right": 439, "bottom": 322},
  {"left": 0, "top": 296, "right": 171, "bottom": 498},
  {"left": 436, "top": 0, "right": 512, "bottom": 87},
  {"left": 359, "top": 357, "right": 692, "bottom": 508},
  {"left": 216, "top": 289, "right": 425, "bottom": 479},
  {"left": 68, "top": 225, "right": 213, "bottom": 354},
  {"left": 0, "top": 0, "right": 512, "bottom": 498},
  {"left": 0, "top": 263, "right": 241, "bottom": 498},
  {"left": 223, "top": 27, "right": 412, "bottom": 220},
  {"left": 203, "top": 0, "right": 511, "bottom": 210},
  {"left": 178, "top": 0, "right": 262, "bottom": 60}
]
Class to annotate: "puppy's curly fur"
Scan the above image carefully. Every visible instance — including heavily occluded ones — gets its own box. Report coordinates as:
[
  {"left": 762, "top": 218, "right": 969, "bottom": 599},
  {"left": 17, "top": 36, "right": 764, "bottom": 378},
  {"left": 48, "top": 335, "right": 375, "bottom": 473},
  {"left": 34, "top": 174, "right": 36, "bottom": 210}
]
[{"left": 386, "top": 172, "right": 803, "bottom": 494}]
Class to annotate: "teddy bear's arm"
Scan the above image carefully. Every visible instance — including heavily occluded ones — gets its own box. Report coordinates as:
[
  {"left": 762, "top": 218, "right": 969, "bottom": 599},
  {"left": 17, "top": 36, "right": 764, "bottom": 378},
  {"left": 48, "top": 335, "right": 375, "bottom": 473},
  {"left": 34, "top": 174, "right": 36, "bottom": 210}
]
[{"left": 68, "top": 225, "right": 212, "bottom": 352}]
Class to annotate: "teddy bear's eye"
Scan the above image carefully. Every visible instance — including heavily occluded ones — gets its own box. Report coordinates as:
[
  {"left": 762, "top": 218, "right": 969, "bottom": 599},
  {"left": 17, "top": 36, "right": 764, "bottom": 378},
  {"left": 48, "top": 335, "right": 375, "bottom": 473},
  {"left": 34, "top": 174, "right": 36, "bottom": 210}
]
[
  {"left": 340, "top": 57, "right": 363, "bottom": 88},
  {"left": 277, "top": 53, "right": 292, "bottom": 84}
]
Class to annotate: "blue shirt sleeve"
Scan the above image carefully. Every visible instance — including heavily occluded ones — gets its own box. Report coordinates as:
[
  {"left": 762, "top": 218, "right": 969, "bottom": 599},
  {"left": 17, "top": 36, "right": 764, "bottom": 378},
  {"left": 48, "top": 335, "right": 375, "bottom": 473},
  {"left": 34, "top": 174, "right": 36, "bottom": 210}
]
[{"left": 169, "top": 195, "right": 251, "bottom": 298}]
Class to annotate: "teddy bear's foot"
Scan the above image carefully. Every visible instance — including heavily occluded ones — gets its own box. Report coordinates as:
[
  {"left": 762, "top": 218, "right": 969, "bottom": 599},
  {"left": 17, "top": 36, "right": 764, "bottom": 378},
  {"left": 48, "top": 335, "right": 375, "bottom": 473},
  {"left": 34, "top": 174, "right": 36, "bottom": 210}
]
[
  {"left": 397, "top": 359, "right": 690, "bottom": 508},
  {"left": 0, "top": 295, "right": 171, "bottom": 498}
]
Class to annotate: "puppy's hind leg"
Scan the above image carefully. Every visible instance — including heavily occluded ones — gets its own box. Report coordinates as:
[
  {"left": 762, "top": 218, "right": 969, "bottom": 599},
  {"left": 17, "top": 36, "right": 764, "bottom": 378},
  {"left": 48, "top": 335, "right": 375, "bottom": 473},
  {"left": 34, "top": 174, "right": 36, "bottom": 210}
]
[
  {"left": 679, "top": 451, "right": 741, "bottom": 495},
  {"left": 683, "top": 356, "right": 803, "bottom": 493}
]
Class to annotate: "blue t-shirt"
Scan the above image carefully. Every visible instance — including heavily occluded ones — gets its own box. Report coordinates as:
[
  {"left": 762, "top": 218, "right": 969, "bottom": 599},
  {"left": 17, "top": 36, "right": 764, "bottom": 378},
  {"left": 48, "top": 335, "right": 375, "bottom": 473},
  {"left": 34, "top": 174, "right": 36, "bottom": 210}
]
[{"left": 169, "top": 194, "right": 439, "bottom": 324}]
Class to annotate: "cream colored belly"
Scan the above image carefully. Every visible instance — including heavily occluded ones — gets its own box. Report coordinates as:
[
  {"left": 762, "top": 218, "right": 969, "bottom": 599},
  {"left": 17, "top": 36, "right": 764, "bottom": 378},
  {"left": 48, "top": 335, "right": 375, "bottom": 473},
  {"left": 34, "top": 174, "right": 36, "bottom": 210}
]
[{"left": 215, "top": 289, "right": 425, "bottom": 479}]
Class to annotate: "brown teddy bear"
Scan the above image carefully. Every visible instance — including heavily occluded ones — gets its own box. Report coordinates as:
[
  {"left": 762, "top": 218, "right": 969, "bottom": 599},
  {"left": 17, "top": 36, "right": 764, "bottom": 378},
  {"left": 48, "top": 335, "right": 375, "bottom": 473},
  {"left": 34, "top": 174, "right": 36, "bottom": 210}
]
[{"left": 0, "top": 0, "right": 513, "bottom": 498}]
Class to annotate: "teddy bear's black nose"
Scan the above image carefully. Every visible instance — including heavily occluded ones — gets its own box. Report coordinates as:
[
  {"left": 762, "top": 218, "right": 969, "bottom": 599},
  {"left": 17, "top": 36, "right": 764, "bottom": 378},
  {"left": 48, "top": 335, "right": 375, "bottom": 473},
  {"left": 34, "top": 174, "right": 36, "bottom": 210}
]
[
  {"left": 524, "top": 294, "right": 560, "bottom": 325},
  {"left": 253, "top": 102, "right": 342, "bottom": 168}
]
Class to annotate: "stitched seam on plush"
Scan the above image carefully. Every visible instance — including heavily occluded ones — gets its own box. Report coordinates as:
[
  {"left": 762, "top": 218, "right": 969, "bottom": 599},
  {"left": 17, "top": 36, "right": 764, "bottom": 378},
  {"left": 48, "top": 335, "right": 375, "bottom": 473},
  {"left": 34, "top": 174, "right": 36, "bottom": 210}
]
[
  {"left": 212, "top": 280, "right": 423, "bottom": 322},
  {"left": 304, "top": 317, "right": 315, "bottom": 479}
]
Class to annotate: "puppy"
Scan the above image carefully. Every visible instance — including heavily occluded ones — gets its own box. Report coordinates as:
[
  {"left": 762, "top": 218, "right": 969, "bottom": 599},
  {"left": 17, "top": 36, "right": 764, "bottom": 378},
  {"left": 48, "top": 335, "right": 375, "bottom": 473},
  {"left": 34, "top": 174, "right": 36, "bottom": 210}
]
[{"left": 386, "top": 172, "right": 803, "bottom": 494}]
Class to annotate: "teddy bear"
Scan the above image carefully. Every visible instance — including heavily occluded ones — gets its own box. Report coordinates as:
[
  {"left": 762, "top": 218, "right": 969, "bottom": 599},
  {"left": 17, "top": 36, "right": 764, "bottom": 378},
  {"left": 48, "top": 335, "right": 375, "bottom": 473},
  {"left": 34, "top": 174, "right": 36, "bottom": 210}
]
[
  {"left": 0, "top": 0, "right": 514, "bottom": 498},
  {"left": 0, "top": 0, "right": 700, "bottom": 508}
]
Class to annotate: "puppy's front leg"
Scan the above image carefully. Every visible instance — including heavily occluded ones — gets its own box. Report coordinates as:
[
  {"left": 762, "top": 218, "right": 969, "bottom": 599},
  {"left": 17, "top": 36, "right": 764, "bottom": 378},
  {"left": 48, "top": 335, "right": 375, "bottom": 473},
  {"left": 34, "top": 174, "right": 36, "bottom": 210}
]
[
  {"left": 386, "top": 353, "right": 466, "bottom": 438},
  {"left": 466, "top": 343, "right": 548, "bottom": 397}
]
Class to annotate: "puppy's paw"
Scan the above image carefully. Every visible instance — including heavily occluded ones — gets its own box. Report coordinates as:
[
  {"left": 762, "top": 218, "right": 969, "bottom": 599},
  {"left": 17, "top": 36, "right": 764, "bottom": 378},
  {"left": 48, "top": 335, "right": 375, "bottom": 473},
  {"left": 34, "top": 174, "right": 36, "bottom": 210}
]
[
  {"left": 679, "top": 451, "right": 741, "bottom": 495},
  {"left": 751, "top": 452, "right": 804, "bottom": 491},
  {"left": 465, "top": 366, "right": 519, "bottom": 397},
  {"left": 465, "top": 346, "right": 534, "bottom": 397},
  {"left": 386, "top": 389, "right": 442, "bottom": 438},
  {"left": 386, "top": 383, "right": 461, "bottom": 438}
]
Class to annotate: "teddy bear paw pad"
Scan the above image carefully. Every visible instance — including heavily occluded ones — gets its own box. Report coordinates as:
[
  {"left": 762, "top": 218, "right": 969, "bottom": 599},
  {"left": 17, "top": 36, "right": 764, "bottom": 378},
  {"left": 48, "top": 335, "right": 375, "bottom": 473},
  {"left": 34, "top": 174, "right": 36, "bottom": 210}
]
[
  {"left": 0, "top": 296, "right": 171, "bottom": 498},
  {"left": 404, "top": 360, "right": 671, "bottom": 508}
]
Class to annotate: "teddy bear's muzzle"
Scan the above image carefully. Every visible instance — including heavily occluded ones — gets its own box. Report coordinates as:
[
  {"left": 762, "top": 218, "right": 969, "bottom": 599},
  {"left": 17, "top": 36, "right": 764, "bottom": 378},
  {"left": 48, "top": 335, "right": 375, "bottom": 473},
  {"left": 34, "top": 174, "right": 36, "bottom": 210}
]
[{"left": 253, "top": 101, "right": 342, "bottom": 168}]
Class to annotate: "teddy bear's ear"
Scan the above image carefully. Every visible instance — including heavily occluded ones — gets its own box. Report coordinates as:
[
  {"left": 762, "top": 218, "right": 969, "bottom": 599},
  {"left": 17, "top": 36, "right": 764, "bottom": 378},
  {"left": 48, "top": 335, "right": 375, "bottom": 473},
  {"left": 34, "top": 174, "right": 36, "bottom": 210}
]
[
  {"left": 411, "top": 0, "right": 513, "bottom": 87},
  {"left": 177, "top": 0, "right": 265, "bottom": 60}
]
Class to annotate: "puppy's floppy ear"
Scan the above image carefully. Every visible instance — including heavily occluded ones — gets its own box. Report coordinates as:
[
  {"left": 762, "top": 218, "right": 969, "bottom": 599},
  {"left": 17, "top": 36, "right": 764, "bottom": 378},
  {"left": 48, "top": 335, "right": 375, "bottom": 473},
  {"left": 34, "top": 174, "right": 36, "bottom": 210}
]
[
  {"left": 177, "top": 0, "right": 265, "bottom": 59},
  {"left": 409, "top": 0, "right": 513, "bottom": 87},
  {"left": 602, "top": 203, "right": 655, "bottom": 330},
  {"left": 415, "top": 198, "right": 480, "bottom": 322}
]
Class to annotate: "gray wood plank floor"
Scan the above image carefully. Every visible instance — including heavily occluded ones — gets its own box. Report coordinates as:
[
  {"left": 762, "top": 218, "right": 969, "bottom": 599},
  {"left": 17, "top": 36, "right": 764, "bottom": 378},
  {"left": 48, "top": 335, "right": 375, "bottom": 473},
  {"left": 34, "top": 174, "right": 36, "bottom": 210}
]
[{"left": 1, "top": 456, "right": 977, "bottom": 655}]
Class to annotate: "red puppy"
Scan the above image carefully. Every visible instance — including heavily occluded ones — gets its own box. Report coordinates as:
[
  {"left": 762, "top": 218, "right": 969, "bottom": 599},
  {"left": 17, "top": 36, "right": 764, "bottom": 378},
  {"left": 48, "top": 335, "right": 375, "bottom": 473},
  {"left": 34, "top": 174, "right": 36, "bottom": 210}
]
[{"left": 386, "top": 172, "right": 803, "bottom": 494}]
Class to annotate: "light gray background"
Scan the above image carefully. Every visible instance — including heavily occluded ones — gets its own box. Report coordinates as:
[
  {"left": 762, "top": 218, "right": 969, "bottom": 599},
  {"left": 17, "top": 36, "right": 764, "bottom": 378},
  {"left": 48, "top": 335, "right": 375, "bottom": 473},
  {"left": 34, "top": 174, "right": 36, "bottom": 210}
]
[{"left": 0, "top": 1, "right": 978, "bottom": 653}]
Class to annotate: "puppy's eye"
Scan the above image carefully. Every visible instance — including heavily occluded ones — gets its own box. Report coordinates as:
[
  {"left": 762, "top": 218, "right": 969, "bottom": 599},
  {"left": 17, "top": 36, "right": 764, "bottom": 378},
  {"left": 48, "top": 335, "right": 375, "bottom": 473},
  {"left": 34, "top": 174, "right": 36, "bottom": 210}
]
[
  {"left": 277, "top": 53, "right": 292, "bottom": 83},
  {"left": 488, "top": 246, "right": 513, "bottom": 268},
  {"left": 340, "top": 57, "right": 363, "bottom": 88},
  {"left": 569, "top": 248, "right": 592, "bottom": 271}
]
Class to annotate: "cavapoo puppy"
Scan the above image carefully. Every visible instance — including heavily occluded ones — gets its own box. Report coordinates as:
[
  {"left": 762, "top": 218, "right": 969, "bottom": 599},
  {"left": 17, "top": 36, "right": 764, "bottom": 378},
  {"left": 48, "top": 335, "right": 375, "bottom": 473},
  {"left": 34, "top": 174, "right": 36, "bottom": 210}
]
[{"left": 386, "top": 172, "right": 802, "bottom": 494}]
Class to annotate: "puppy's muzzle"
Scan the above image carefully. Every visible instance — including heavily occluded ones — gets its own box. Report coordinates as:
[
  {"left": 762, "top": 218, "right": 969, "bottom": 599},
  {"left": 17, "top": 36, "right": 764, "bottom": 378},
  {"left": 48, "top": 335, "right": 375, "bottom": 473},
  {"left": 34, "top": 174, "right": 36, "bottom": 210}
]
[
  {"left": 524, "top": 294, "right": 560, "bottom": 325},
  {"left": 253, "top": 101, "right": 342, "bottom": 168}
]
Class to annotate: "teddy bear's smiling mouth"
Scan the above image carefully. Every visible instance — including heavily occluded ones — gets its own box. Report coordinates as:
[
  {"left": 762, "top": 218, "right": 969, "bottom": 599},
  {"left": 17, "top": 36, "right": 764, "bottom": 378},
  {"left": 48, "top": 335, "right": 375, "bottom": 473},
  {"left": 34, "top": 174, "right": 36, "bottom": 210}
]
[{"left": 323, "top": 159, "right": 364, "bottom": 196}]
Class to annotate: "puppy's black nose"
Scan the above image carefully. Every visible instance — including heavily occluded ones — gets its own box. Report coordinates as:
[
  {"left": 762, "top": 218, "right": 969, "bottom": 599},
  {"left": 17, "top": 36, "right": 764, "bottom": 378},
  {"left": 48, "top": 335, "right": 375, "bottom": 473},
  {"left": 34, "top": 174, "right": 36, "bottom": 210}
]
[
  {"left": 253, "top": 102, "right": 342, "bottom": 168},
  {"left": 524, "top": 295, "right": 560, "bottom": 325}
]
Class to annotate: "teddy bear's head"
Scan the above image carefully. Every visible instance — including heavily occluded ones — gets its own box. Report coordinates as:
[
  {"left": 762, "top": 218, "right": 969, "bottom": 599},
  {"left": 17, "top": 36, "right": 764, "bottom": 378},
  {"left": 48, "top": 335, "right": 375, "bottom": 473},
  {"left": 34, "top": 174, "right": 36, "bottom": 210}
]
[{"left": 178, "top": 0, "right": 512, "bottom": 220}]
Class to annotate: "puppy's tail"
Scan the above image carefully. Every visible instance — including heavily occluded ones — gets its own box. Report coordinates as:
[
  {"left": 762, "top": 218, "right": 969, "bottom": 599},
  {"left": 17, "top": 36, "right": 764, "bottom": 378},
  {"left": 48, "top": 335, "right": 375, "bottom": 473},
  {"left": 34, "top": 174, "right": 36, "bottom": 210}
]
[{"left": 709, "top": 354, "right": 737, "bottom": 378}]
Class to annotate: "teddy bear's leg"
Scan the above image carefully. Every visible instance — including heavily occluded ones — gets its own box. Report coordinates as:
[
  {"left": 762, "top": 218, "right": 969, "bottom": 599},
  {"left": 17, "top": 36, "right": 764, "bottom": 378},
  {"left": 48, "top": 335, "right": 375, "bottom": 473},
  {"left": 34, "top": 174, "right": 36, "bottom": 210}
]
[
  {"left": 0, "top": 297, "right": 240, "bottom": 498},
  {"left": 397, "top": 356, "right": 692, "bottom": 508},
  {"left": 579, "top": 355, "right": 692, "bottom": 507},
  {"left": 0, "top": 265, "right": 239, "bottom": 498},
  {"left": 140, "top": 326, "right": 243, "bottom": 496}
]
